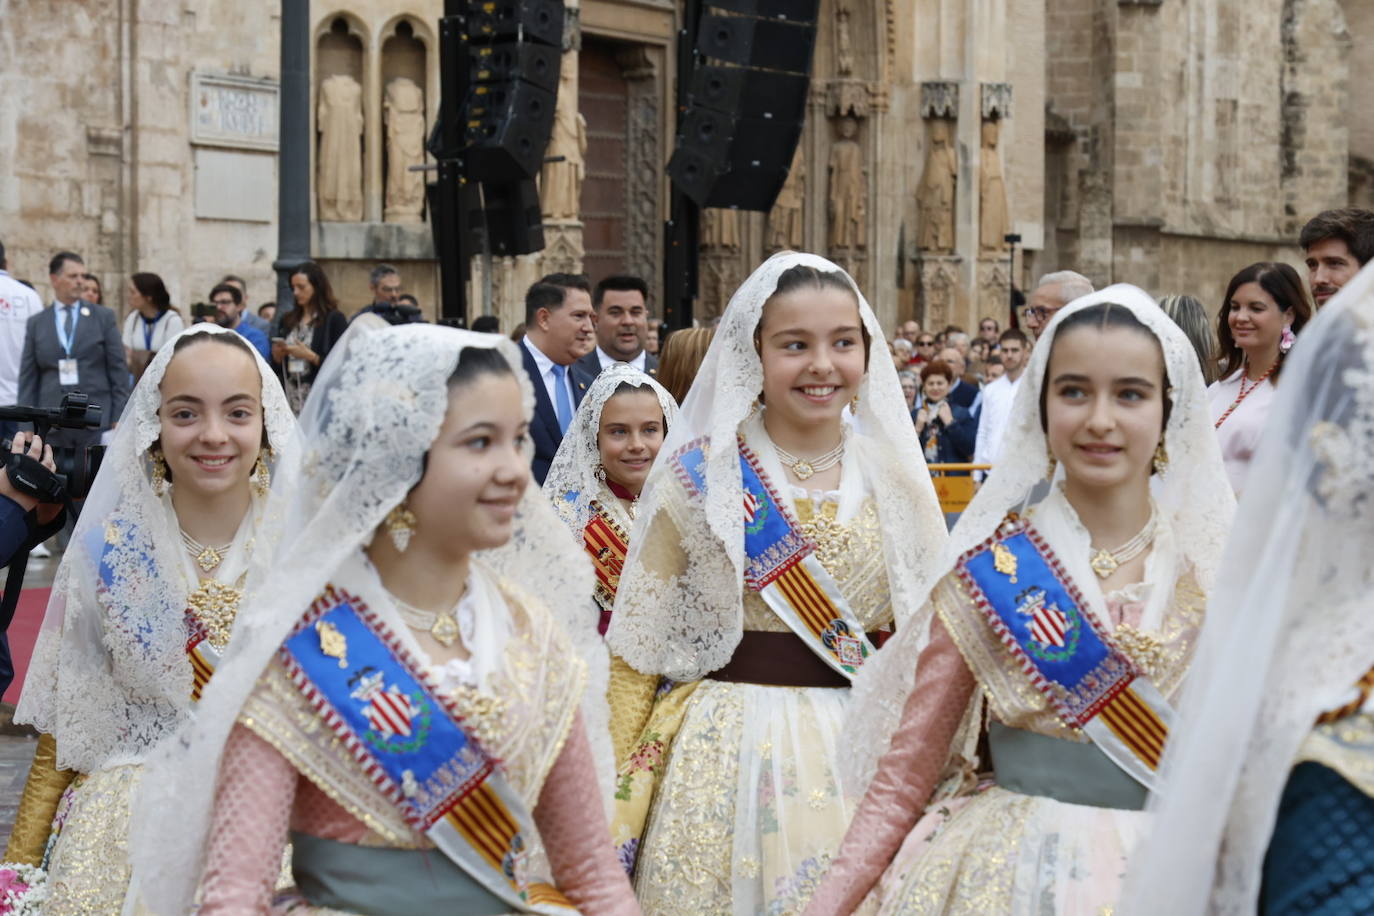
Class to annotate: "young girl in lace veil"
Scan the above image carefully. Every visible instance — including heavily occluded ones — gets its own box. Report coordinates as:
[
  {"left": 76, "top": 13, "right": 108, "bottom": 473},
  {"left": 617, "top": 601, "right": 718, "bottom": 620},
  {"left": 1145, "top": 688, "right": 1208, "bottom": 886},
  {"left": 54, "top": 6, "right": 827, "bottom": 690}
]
[
  {"left": 604, "top": 251, "right": 948, "bottom": 915},
  {"left": 544, "top": 363, "right": 678, "bottom": 639},
  {"left": 1125, "top": 263, "right": 1374, "bottom": 915},
  {"left": 127, "top": 324, "right": 635, "bottom": 915},
  {"left": 804, "top": 285, "right": 1235, "bottom": 914},
  {"left": 6, "top": 324, "right": 298, "bottom": 911}
]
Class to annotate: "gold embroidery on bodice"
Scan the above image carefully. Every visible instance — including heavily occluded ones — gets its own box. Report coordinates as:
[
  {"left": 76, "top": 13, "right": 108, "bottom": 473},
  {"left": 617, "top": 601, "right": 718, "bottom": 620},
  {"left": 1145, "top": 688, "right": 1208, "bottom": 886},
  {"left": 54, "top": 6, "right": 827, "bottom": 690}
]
[{"left": 741, "top": 496, "right": 892, "bottom": 631}]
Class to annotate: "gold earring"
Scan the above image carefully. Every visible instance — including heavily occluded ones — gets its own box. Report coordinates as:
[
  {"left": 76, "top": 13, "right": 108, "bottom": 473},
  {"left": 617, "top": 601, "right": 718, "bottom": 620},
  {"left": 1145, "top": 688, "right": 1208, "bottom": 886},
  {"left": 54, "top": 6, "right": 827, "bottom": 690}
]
[
  {"left": 385, "top": 503, "right": 417, "bottom": 552},
  {"left": 250, "top": 453, "right": 272, "bottom": 497},
  {"left": 1046, "top": 445, "right": 1057, "bottom": 479},
  {"left": 850, "top": 392, "right": 861, "bottom": 413},
  {"left": 150, "top": 450, "right": 168, "bottom": 496},
  {"left": 594, "top": 463, "right": 608, "bottom": 483},
  {"left": 1152, "top": 440, "right": 1169, "bottom": 476}
]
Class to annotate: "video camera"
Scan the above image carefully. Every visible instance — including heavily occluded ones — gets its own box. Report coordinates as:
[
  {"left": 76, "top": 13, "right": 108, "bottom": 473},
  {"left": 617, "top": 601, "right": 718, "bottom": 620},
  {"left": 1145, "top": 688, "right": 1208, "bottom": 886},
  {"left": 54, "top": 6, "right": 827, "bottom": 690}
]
[
  {"left": 190, "top": 301, "right": 220, "bottom": 322},
  {"left": 0, "top": 392, "right": 106, "bottom": 501}
]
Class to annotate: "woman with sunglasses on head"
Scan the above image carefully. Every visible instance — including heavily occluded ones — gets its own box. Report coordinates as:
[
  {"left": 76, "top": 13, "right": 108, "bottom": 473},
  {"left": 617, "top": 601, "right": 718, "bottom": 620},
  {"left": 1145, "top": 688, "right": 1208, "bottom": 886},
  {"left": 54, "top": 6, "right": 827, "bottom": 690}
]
[{"left": 1208, "top": 262, "right": 1312, "bottom": 495}]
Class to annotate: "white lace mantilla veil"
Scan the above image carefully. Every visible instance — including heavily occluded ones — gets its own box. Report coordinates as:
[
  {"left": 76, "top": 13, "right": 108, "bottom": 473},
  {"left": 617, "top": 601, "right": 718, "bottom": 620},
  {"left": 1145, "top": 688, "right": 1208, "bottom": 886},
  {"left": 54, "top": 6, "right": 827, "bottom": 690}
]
[
  {"left": 838, "top": 283, "right": 1235, "bottom": 796},
  {"left": 604, "top": 250, "right": 948, "bottom": 682},
  {"left": 543, "top": 361, "right": 680, "bottom": 535},
  {"left": 14, "top": 323, "right": 298, "bottom": 774},
  {"left": 1122, "top": 262, "right": 1374, "bottom": 915},
  {"left": 128, "top": 323, "right": 609, "bottom": 914}
]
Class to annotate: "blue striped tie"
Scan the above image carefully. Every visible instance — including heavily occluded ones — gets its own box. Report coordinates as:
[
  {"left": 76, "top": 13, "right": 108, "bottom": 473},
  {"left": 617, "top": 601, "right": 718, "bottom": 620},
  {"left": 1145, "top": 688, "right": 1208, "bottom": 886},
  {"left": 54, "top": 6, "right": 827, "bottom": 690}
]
[{"left": 552, "top": 364, "right": 573, "bottom": 434}]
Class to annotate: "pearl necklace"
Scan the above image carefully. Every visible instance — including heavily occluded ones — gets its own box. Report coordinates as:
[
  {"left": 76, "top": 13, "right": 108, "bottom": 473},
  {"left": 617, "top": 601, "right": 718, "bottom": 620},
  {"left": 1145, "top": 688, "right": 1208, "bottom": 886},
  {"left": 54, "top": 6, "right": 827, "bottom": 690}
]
[
  {"left": 391, "top": 591, "right": 464, "bottom": 647},
  {"left": 1088, "top": 504, "right": 1158, "bottom": 579},
  {"left": 773, "top": 436, "right": 846, "bottom": 481},
  {"left": 180, "top": 529, "right": 234, "bottom": 574}
]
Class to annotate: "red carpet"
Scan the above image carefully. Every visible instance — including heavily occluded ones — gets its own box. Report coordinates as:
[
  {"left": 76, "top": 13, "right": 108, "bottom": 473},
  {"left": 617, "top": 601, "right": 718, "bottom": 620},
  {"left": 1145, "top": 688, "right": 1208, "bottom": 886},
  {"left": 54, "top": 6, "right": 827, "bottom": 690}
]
[{"left": 4, "top": 587, "right": 50, "bottom": 706}]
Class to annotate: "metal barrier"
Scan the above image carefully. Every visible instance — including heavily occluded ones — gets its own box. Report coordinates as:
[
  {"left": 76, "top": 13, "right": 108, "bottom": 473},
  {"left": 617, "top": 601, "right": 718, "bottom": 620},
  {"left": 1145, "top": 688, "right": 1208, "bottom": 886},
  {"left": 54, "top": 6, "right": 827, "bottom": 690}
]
[{"left": 927, "top": 463, "right": 992, "bottom": 515}]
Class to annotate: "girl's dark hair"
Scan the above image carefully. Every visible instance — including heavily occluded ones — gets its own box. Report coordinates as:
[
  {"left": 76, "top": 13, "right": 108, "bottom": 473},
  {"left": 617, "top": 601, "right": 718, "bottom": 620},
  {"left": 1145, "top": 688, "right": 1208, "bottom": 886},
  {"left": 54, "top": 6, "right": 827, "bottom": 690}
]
[
  {"left": 605, "top": 380, "right": 668, "bottom": 428},
  {"left": 447, "top": 345, "right": 514, "bottom": 388},
  {"left": 1215, "top": 262, "right": 1311, "bottom": 383},
  {"left": 282, "top": 261, "right": 340, "bottom": 333},
  {"left": 1039, "top": 302, "right": 1172, "bottom": 435},
  {"left": 131, "top": 272, "right": 171, "bottom": 312},
  {"left": 757, "top": 264, "right": 872, "bottom": 364},
  {"left": 170, "top": 327, "right": 257, "bottom": 360}
]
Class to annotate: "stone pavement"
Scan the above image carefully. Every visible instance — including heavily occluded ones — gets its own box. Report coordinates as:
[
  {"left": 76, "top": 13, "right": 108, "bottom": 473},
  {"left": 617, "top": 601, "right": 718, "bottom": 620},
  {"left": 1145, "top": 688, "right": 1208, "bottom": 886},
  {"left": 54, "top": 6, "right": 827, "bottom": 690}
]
[{"left": 0, "top": 732, "right": 36, "bottom": 853}]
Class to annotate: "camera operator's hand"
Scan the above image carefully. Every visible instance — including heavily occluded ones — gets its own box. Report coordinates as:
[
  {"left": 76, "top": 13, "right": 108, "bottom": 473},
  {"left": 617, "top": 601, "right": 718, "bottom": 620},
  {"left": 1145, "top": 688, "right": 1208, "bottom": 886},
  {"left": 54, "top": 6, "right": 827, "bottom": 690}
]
[{"left": 0, "top": 434, "right": 55, "bottom": 514}]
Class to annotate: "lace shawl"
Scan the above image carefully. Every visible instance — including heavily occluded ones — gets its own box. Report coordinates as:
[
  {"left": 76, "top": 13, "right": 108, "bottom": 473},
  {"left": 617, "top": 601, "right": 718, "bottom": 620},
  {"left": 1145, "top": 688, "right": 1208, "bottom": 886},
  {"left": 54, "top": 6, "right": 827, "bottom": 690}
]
[
  {"left": 605, "top": 250, "right": 949, "bottom": 682},
  {"left": 129, "top": 324, "right": 610, "bottom": 915},
  {"left": 15, "top": 323, "right": 299, "bottom": 773},
  {"left": 1125, "top": 262, "right": 1374, "bottom": 914}
]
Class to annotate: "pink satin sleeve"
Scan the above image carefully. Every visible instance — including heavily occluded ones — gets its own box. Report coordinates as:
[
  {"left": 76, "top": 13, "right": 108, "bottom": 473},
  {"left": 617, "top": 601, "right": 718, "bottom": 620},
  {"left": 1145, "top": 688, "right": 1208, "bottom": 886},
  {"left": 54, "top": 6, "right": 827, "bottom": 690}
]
[
  {"left": 804, "top": 618, "right": 977, "bottom": 915},
  {"left": 535, "top": 713, "right": 642, "bottom": 915},
  {"left": 198, "top": 721, "right": 299, "bottom": 913}
]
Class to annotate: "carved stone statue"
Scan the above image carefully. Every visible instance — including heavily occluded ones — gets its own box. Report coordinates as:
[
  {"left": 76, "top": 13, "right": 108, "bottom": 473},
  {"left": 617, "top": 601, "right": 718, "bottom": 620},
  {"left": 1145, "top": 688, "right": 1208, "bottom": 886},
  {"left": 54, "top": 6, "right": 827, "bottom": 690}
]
[
  {"left": 767, "top": 144, "right": 806, "bottom": 251},
  {"left": 317, "top": 73, "right": 364, "bottom": 222},
  {"left": 827, "top": 116, "right": 866, "bottom": 251},
  {"left": 917, "top": 119, "right": 957, "bottom": 252},
  {"left": 701, "top": 207, "right": 740, "bottom": 250},
  {"left": 541, "top": 53, "right": 587, "bottom": 221},
  {"left": 980, "top": 119, "right": 1010, "bottom": 252},
  {"left": 836, "top": 0, "right": 855, "bottom": 76},
  {"left": 384, "top": 77, "right": 426, "bottom": 223}
]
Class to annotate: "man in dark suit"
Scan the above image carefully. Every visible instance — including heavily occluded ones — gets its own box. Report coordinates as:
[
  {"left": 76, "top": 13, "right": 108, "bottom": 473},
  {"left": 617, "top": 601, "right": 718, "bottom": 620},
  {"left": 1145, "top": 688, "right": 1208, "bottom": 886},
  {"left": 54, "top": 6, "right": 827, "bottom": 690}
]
[
  {"left": 18, "top": 251, "right": 129, "bottom": 448},
  {"left": 575, "top": 274, "right": 659, "bottom": 380},
  {"left": 519, "top": 273, "right": 596, "bottom": 484}
]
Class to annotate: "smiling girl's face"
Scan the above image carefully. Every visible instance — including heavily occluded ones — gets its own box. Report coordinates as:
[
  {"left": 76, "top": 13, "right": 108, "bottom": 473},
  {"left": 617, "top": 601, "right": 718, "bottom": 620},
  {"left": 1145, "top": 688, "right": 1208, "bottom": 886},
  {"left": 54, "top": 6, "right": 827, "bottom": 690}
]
[
  {"left": 1044, "top": 324, "right": 1166, "bottom": 494},
  {"left": 157, "top": 339, "right": 263, "bottom": 499},
  {"left": 757, "top": 286, "right": 866, "bottom": 435}
]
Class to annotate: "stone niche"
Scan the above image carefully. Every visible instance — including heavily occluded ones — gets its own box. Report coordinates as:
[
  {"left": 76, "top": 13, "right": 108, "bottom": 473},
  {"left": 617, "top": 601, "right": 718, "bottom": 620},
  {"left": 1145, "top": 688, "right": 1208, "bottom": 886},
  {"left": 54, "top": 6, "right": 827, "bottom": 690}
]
[{"left": 313, "top": 10, "right": 434, "bottom": 255}]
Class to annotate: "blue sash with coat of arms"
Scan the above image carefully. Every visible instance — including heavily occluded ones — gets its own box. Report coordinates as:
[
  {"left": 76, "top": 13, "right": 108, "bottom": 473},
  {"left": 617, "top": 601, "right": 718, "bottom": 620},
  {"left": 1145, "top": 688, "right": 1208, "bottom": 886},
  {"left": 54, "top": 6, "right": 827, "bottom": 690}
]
[
  {"left": 671, "top": 437, "right": 877, "bottom": 679},
  {"left": 280, "top": 585, "right": 576, "bottom": 914},
  {"left": 955, "top": 514, "right": 1174, "bottom": 790}
]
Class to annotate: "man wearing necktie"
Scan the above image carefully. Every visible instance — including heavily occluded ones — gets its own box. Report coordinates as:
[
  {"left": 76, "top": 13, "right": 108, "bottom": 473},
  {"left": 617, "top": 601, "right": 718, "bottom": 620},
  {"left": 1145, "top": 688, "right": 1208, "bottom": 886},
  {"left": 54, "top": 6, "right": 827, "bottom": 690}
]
[
  {"left": 519, "top": 273, "right": 596, "bottom": 485},
  {"left": 17, "top": 251, "right": 129, "bottom": 452}
]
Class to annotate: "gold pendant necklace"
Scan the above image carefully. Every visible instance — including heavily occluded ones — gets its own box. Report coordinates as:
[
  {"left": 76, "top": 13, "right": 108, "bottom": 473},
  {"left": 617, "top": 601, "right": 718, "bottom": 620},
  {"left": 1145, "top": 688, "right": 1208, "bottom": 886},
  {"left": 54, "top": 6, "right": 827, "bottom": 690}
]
[
  {"left": 391, "top": 592, "right": 465, "bottom": 647},
  {"left": 773, "top": 436, "right": 846, "bottom": 481},
  {"left": 1088, "top": 504, "right": 1158, "bottom": 579},
  {"left": 180, "top": 529, "right": 233, "bottom": 574}
]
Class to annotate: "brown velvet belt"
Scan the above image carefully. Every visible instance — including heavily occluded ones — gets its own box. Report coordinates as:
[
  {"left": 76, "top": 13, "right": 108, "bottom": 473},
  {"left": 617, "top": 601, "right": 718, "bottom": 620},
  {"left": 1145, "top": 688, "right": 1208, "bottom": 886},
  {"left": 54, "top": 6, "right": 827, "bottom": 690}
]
[{"left": 707, "top": 630, "right": 883, "bottom": 688}]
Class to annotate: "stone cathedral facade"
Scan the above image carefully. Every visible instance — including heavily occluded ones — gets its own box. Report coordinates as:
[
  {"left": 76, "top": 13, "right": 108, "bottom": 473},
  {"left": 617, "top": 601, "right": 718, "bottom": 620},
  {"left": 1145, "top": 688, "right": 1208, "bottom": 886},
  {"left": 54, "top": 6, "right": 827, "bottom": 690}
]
[{"left": 2, "top": 0, "right": 1369, "bottom": 334}]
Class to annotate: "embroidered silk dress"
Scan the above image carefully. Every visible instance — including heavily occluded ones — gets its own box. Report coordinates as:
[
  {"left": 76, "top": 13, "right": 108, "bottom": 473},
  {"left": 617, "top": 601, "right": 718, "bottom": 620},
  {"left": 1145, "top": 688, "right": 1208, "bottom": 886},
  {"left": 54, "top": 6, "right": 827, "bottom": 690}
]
[
  {"left": 816, "top": 489, "right": 1205, "bottom": 914},
  {"left": 611, "top": 421, "right": 906, "bottom": 915},
  {"left": 198, "top": 560, "right": 628, "bottom": 914}
]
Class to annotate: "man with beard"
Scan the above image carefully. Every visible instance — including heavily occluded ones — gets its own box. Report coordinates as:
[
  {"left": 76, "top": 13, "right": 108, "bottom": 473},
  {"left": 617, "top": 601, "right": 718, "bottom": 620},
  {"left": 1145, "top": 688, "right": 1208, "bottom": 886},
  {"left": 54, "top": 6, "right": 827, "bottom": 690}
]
[
  {"left": 576, "top": 274, "right": 658, "bottom": 379},
  {"left": 1301, "top": 208, "right": 1374, "bottom": 308}
]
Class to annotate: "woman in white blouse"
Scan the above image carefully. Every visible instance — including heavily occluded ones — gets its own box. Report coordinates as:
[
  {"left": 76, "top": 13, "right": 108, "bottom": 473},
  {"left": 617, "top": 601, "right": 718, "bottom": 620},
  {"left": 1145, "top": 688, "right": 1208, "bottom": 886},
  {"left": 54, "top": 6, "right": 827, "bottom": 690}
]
[
  {"left": 1207, "top": 261, "right": 1311, "bottom": 494},
  {"left": 121, "top": 272, "right": 185, "bottom": 380}
]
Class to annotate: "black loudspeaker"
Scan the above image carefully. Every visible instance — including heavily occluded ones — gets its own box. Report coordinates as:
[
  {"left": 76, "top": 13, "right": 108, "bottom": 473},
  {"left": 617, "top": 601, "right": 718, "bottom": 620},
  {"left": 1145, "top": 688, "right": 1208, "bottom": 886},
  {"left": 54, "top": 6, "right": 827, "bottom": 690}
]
[
  {"left": 469, "top": 41, "right": 559, "bottom": 93},
  {"left": 687, "top": 65, "right": 808, "bottom": 123},
  {"left": 666, "top": 1, "right": 816, "bottom": 211},
  {"left": 463, "top": 79, "right": 557, "bottom": 181},
  {"left": 697, "top": 14, "right": 815, "bottom": 74},
  {"left": 468, "top": 0, "right": 563, "bottom": 47},
  {"left": 475, "top": 179, "right": 545, "bottom": 256}
]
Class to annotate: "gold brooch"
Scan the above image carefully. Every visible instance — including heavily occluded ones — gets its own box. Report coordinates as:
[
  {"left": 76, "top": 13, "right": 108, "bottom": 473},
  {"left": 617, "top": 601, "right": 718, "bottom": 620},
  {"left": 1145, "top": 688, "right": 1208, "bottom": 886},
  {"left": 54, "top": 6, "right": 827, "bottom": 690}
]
[
  {"left": 187, "top": 580, "right": 245, "bottom": 649},
  {"left": 316, "top": 619, "right": 349, "bottom": 668},
  {"left": 992, "top": 542, "right": 1018, "bottom": 582}
]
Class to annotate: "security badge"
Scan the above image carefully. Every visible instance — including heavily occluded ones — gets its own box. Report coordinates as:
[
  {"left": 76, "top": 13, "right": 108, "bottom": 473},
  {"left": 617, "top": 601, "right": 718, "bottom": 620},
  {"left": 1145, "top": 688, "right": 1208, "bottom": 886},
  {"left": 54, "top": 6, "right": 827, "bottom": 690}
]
[{"left": 59, "top": 359, "right": 79, "bottom": 386}]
